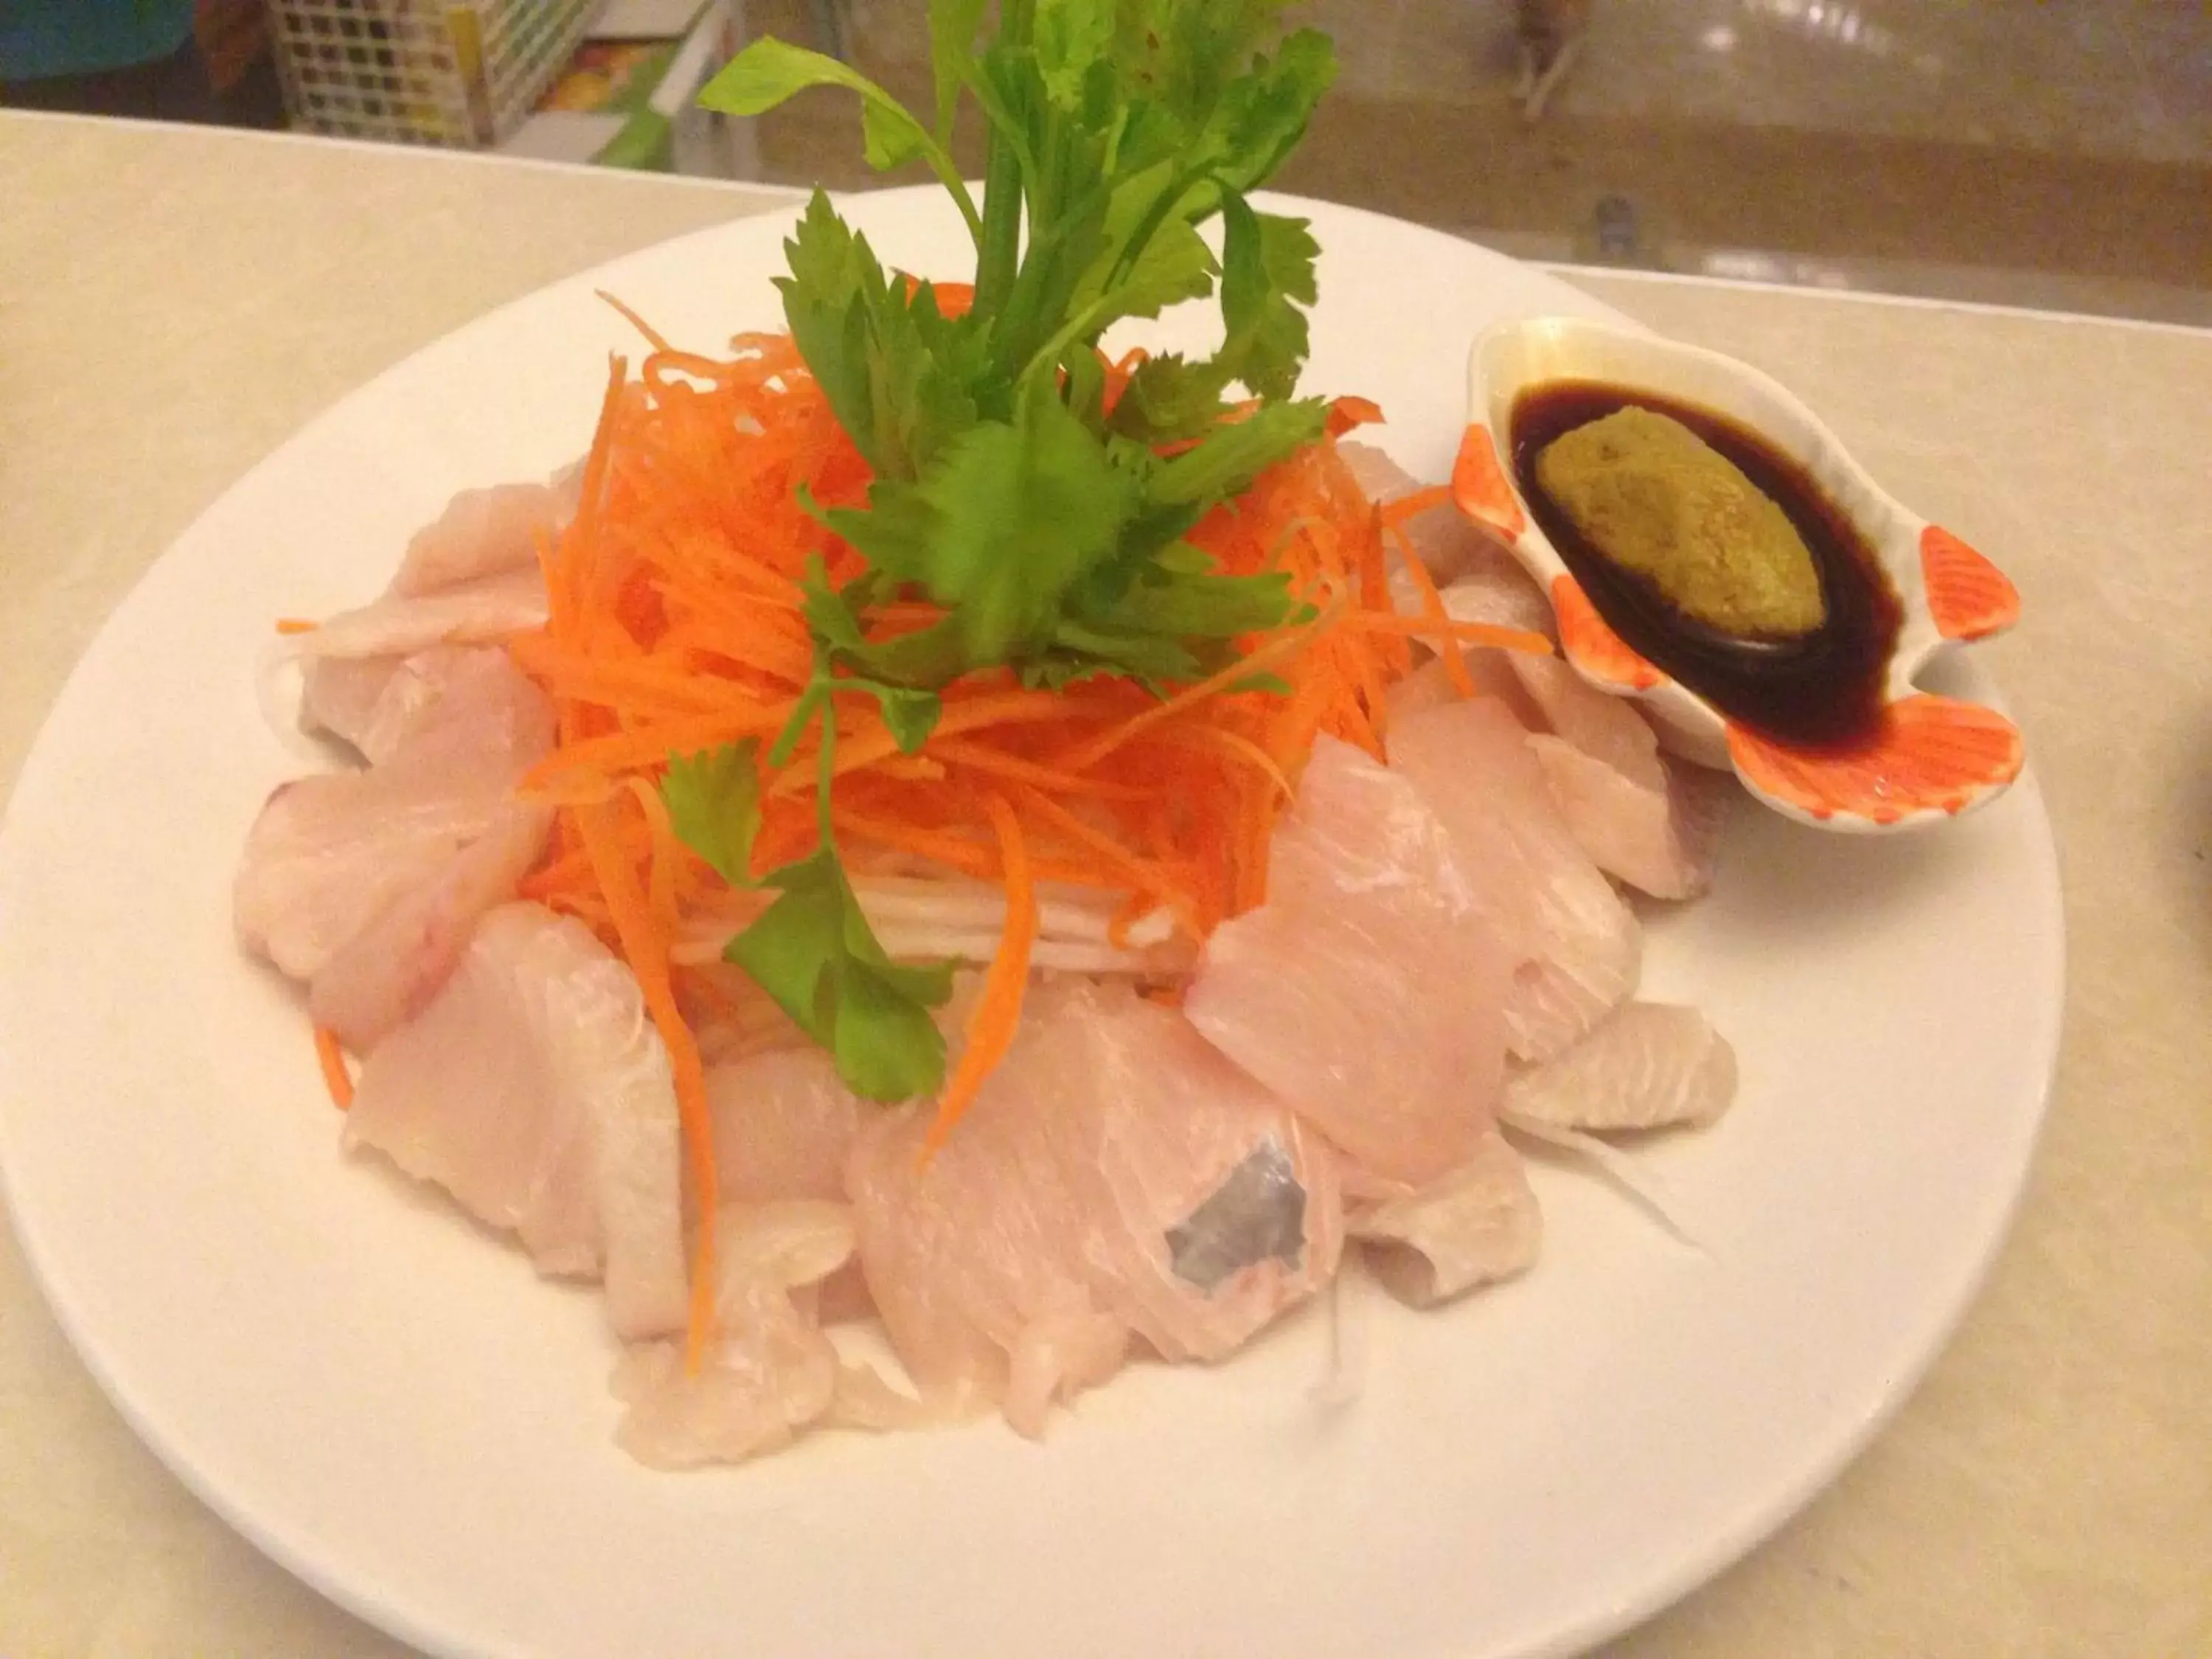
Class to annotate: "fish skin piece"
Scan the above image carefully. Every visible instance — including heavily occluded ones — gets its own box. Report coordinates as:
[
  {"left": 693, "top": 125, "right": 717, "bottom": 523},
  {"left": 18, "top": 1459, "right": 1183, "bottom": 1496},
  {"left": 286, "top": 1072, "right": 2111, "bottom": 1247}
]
[
  {"left": 1186, "top": 736, "right": 1512, "bottom": 1188},
  {"left": 611, "top": 1202, "right": 854, "bottom": 1470},
  {"left": 346, "top": 902, "right": 688, "bottom": 1338},
  {"left": 1388, "top": 698, "right": 1642, "bottom": 1064},
  {"left": 392, "top": 481, "right": 568, "bottom": 598},
  {"left": 1013, "top": 984, "right": 1344, "bottom": 1364},
  {"left": 235, "top": 650, "right": 554, "bottom": 980},
  {"left": 706, "top": 1046, "right": 866, "bottom": 1205},
  {"left": 1351, "top": 1129, "right": 1542, "bottom": 1307},
  {"left": 1505, "top": 1001, "right": 1737, "bottom": 1133},
  {"left": 846, "top": 981, "right": 1342, "bottom": 1435}
]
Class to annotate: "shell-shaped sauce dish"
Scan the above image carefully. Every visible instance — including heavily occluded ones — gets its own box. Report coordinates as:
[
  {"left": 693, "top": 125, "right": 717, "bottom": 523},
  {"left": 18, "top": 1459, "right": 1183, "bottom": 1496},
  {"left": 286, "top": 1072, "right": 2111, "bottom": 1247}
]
[{"left": 1453, "top": 316, "right": 2023, "bottom": 832}]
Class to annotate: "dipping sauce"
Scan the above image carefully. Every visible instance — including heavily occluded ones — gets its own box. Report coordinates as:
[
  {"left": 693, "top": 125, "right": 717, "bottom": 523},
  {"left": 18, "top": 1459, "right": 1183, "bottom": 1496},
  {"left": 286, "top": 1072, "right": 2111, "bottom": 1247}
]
[{"left": 1511, "top": 380, "right": 1903, "bottom": 748}]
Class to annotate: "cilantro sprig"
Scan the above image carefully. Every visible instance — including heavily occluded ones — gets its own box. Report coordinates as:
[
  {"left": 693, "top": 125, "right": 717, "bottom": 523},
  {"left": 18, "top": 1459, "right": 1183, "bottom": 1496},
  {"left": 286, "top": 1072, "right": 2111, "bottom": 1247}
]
[{"left": 682, "top": 1, "right": 1340, "bottom": 1100}]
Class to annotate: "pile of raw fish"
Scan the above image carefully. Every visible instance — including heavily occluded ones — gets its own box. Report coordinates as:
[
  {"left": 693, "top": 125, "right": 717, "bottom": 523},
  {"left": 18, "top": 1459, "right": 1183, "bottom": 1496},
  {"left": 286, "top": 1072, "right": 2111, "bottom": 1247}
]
[{"left": 234, "top": 443, "right": 1736, "bottom": 1468}]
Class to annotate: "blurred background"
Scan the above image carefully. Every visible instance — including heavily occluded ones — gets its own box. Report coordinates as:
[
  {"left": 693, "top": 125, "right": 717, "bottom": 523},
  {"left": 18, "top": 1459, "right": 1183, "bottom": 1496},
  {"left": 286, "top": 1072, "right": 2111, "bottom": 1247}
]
[{"left": 6, "top": 0, "right": 2207, "bottom": 324}]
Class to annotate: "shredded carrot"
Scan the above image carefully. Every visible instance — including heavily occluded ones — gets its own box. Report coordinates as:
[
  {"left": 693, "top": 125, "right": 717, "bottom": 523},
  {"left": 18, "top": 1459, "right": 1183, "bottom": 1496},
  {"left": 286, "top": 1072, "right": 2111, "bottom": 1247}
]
[
  {"left": 313, "top": 1025, "right": 355, "bottom": 1110},
  {"left": 275, "top": 617, "right": 319, "bottom": 636},
  {"left": 324, "top": 313, "right": 1495, "bottom": 1343},
  {"left": 1390, "top": 520, "right": 1478, "bottom": 699},
  {"left": 925, "top": 792, "right": 1035, "bottom": 1153}
]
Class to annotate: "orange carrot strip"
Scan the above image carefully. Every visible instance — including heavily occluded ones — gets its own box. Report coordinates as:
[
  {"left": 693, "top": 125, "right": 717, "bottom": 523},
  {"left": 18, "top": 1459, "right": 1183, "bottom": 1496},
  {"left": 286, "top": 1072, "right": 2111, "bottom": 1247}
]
[
  {"left": 1008, "top": 785, "right": 1206, "bottom": 935},
  {"left": 928, "top": 737, "right": 1154, "bottom": 803},
  {"left": 571, "top": 798, "right": 718, "bottom": 1371},
  {"left": 1378, "top": 485, "right": 1451, "bottom": 525},
  {"left": 598, "top": 290, "right": 674, "bottom": 353},
  {"left": 312, "top": 1024, "right": 354, "bottom": 1110},
  {"left": 274, "top": 618, "right": 318, "bottom": 636},
  {"left": 1388, "top": 522, "right": 1477, "bottom": 699},
  {"left": 925, "top": 793, "right": 1034, "bottom": 1154}
]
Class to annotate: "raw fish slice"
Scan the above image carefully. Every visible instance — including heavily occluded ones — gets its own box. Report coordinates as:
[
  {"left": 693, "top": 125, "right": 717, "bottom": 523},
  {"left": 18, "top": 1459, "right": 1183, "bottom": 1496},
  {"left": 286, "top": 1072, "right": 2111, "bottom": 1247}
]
[
  {"left": 1385, "top": 652, "right": 1546, "bottom": 731},
  {"left": 611, "top": 1203, "right": 854, "bottom": 1470},
  {"left": 282, "top": 567, "right": 549, "bottom": 664},
  {"left": 1004, "top": 982, "right": 1343, "bottom": 1363},
  {"left": 1338, "top": 441, "right": 1554, "bottom": 639},
  {"left": 846, "top": 1100, "right": 1117, "bottom": 1428},
  {"left": 1388, "top": 700, "right": 1641, "bottom": 1062},
  {"left": 347, "top": 903, "right": 686, "bottom": 1337},
  {"left": 1530, "top": 736, "right": 1728, "bottom": 901},
  {"left": 1351, "top": 1130, "right": 1542, "bottom": 1307},
  {"left": 298, "top": 655, "right": 397, "bottom": 757},
  {"left": 1505, "top": 1002, "right": 1736, "bottom": 1132},
  {"left": 235, "top": 652, "right": 553, "bottom": 978},
  {"left": 846, "top": 983, "right": 1344, "bottom": 1433},
  {"left": 307, "top": 800, "right": 552, "bottom": 1051},
  {"left": 1509, "top": 653, "right": 1666, "bottom": 788},
  {"left": 1498, "top": 652, "right": 1729, "bottom": 898},
  {"left": 1429, "top": 563, "right": 1557, "bottom": 641},
  {"left": 706, "top": 1046, "right": 866, "bottom": 1203},
  {"left": 1186, "top": 736, "right": 1511, "bottom": 1186},
  {"left": 392, "top": 481, "right": 567, "bottom": 598},
  {"left": 305, "top": 645, "right": 526, "bottom": 767}
]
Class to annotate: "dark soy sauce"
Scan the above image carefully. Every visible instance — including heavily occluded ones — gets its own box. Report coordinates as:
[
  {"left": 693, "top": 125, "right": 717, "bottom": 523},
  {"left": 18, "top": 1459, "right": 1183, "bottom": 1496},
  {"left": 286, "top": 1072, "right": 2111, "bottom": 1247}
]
[{"left": 1510, "top": 380, "right": 1903, "bottom": 748}]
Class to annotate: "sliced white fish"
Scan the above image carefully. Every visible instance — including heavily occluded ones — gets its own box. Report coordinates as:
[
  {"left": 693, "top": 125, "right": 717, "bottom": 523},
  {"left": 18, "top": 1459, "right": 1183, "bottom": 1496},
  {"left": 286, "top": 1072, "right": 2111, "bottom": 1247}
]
[
  {"left": 846, "top": 981, "right": 1342, "bottom": 1436},
  {"left": 307, "top": 799, "right": 552, "bottom": 1051},
  {"left": 1186, "top": 735, "right": 1511, "bottom": 1186},
  {"left": 1530, "top": 737, "right": 1729, "bottom": 901},
  {"left": 282, "top": 567, "right": 548, "bottom": 664},
  {"left": 1338, "top": 441, "right": 1555, "bottom": 640},
  {"left": 1509, "top": 653, "right": 1666, "bottom": 787},
  {"left": 346, "top": 902, "right": 686, "bottom": 1338},
  {"left": 1351, "top": 1130, "right": 1542, "bottom": 1307},
  {"left": 392, "top": 481, "right": 566, "bottom": 598},
  {"left": 298, "top": 655, "right": 398, "bottom": 757},
  {"left": 611, "top": 1202, "right": 854, "bottom": 1470},
  {"left": 1388, "top": 698, "right": 1641, "bottom": 1063},
  {"left": 1505, "top": 1001, "right": 1737, "bottom": 1133},
  {"left": 706, "top": 1046, "right": 866, "bottom": 1204},
  {"left": 235, "top": 650, "right": 553, "bottom": 978}
]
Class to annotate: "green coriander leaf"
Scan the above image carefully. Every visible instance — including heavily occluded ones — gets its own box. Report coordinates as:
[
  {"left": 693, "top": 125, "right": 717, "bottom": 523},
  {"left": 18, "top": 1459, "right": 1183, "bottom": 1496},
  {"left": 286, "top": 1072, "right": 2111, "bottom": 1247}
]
[
  {"left": 835, "top": 964, "right": 953, "bottom": 1102},
  {"left": 776, "top": 194, "right": 881, "bottom": 467},
  {"left": 1107, "top": 351, "right": 1231, "bottom": 444},
  {"left": 925, "top": 0, "right": 989, "bottom": 142},
  {"left": 725, "top": 849, "right": 953, "bottom": 1103},
  {"left": 1217, "top": 193, "right": 1319, "bottom": 402},
  {"left": 1034, "top": 0, "right": 1116, "bottom": 111},
  {"left": 1150, "top": 396, "right": 1328, "bottom": 504},
  {"left": 1194, "top": 27, "right": 1335, "bottom": 194},
  {"left": 659, "top": 741, "right": 763, "bottom": 888},
  {"left": 698, "top": 39, "right": 930, "bottom": 171},
  {"left": 855, "top": 682, "right": 943, "bottom": 752}
]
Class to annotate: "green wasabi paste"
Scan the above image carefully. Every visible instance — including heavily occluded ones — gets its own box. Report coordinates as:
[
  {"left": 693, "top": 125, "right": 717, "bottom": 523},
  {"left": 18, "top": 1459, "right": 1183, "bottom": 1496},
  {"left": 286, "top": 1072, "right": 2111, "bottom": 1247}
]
[{"left": 1536, "top": 406, "right": 1826, "bottom": 638}]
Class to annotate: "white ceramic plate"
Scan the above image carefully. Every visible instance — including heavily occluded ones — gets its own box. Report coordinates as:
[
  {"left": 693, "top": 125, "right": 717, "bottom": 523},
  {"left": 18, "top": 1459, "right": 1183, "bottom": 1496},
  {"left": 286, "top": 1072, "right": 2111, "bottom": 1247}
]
[{"left": 0, "top": 189, "right": 2063, "bottom": 1659}]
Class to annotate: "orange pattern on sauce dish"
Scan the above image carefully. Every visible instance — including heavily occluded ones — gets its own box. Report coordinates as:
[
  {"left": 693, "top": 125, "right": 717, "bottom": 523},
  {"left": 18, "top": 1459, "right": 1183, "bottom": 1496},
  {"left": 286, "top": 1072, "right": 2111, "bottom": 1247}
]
[
  {"left": 1550, "top": 576, "right": 1665, "bottom": 692},
  {"left": 1725, "top": 694, "right": 2023, "bottom": 825},
  {"left": 1920, "top": 526, "right": 2020, "bottom": 644},
  {"left": 1451, "top": 423, "right": 1527, "bottom": 540}
]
